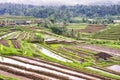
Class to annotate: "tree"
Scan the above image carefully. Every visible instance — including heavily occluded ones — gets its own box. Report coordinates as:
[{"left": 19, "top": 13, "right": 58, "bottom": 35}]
[
  {"left": 76, "top": 32, "right": 82, "bottom": 40},
  {"left": 1, "top": 3, "right": 120, "bottom": 22},
  {"left": 51, "top": 25, "right": 67, "bottom": 35}
]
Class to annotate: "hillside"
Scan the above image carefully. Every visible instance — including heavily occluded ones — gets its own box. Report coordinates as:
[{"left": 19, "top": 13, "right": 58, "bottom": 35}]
[
  {"left": 0, "top": 3, "right": 120, "bottom": 21},
  {"left": 92, "top": 24, "right": 120, "bottom": 40}
]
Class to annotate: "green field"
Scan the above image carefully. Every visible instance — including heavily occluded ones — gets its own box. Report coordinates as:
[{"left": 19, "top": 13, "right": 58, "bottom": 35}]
[
  {"left": 0, "top": 75, "right": 17, "bottom": 80},
  {"left": 92, "top": 24, "right": 120, "bottom": 40},
  {"left": 67, "top": 23, "right": 87, "bottom": 29}
]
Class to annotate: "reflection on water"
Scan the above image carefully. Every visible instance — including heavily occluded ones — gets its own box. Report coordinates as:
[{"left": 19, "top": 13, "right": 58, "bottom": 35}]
[
  {"left": 34, "top": 44, "right": 72, "bottom": 62},
  {"left": 107, "top": 65, "right": 120, "bottom": 72}
]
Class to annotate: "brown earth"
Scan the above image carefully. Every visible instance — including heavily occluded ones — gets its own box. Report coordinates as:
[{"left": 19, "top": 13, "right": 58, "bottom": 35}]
[
  {"left": 79, "top": 44, "right": 120, "bottom": 57},
  {"left": 78, "top": 24, "right": 106, "bottom": 33},
  {"left": 0, "top": 40, "right": 9, "bottom": 47},
  {"left": 59, "top": 47, "right": 86, "bottom": 57},
  {"left": 11, "top": 40, "right": 21, "bottom": 49},
  {"left": 0, "top": 70, "right": 31, "bottom": 80}
]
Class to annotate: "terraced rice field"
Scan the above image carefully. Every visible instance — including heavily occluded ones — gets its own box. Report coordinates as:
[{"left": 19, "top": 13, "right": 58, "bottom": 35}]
[
  {"left": 18, "top": 32, "right": 32, "bottom": 40},
  {"left": 93, "top": 66, "right": 120, "bottom": 76},
  {"left": 0, "top": 32, "right": 16, "bottom": 39},
  {"left": 93, "top": 25, "right": 120, "bottom": 40},
  {"left": 0, "top": 70, "right": 31, "bottom": 80},
  {"left": 80, "top": 44, "right": 120, "bottom": 56},
  {"left": 0, "top": 56, "right": 104, "bottom": 80},
  {"left": 0, "top": 29, "right": 120, "bottom": 80},
  {"left": 0, "top": 39, "right": 21, "bottom": 49},
  {"left": 6, "top": 31, "right": 35, "bottom": 41},
  {"left": 86, "top": 67, "right": 120, "bottom": 78},
  {"left": 34, "top": 44, "right": 72, "bottom": 62},
  {"left": 8, "top": 32, "right": 21, "bottom": 40}
]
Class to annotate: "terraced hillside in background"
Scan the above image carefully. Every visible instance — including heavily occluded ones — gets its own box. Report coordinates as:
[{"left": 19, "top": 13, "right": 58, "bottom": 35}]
[{"left": 92, "top": 24, "right": 120, "bottom": 40}]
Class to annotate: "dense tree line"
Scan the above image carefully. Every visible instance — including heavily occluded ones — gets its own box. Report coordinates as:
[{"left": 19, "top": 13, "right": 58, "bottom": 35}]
[{"left": 0, "top": 3, "right": 120, "bottom": 21}]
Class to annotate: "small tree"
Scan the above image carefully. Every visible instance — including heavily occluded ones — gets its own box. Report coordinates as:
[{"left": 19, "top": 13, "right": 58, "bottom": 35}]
[
  {"left": 76, "top": 32, "right": 82, "bottom": 40},
  {"left": 34, "top": 33, "right": 44, "bottom": 43}
]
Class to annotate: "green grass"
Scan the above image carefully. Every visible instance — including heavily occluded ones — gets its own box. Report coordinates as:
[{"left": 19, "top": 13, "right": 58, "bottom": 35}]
[
  {"left": 87, "top": 39, "right": 120, "bottom": 49},
  {"left": 101, "top": 44, "right": 120, "bottom": 49},
  {"left": 92, "top": 24, "right": 120, "bottom": 40},
  {"left": 0, "top": 40, "right": 34, "bottom": 56},
  {"left": 87, "top": 65, "right": 120, "bottom": 79},
  {"left": 67, "top": 23, "right": 87, "bottom": 29},
  {"left": 0, "top": 44, "right": 21, "bottom": 56},
  {"left": 0, "top": 75, "right": 17, "bottom": 80},
  {"left": 20, "top": 41, "right": 34, "bottom": 57},
  {"left": 49, "top": 44, "right": 60, "bottom": 48}
]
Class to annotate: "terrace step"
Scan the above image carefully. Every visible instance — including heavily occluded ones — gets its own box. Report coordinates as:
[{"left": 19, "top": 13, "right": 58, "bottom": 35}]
[
  {"left": 0, "top": 70, "right": 31, "bottom": 80},
  {"left": 0, "top": 64, "right": 54, "bottom": 80},
  {"left": 10, "top": 56, "right": 102, "bottom": 80},
  {"left": 0, "top": 56, "right": 86, "bottom": 80}
]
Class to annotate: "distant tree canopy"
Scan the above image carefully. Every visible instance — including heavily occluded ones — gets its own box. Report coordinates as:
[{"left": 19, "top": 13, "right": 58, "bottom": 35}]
[
  {"left": 50, "top": 26, "right": 67, "bottom": 35},
  {"left": 0, "top": 3, "right": 120, "bottom": 21}
]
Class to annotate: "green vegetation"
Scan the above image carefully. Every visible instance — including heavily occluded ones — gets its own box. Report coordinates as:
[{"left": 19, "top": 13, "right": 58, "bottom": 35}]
[
  {"left": 1, "top": 3, "right": 120, "bottom": 23},
  {"left": 87, "top": 39, "right": 120, "bottom": 49},
  {"left": 67, "top": 23, "right": 87, "bottom": 29},
  {"left": 50, "top": 26, "right": 67, "bottom": 35},
  {"left": 0, "top": 15, "right": 120, "bottom": 80},
  {"left": 0, "top": 75, "right": 17, "bottom": 80},
  {"left": 34, "top": 33, "right": 44, "bottom": 43},
  {"left": 0, "top": 45, "right": 20, "bottom": 55},
  {"left": 89, "top": 69, "right": 120, "bottom": 80},
  {"left": 92, "top": 24, "right": 120, "bottom": 40},
  {"left": 0, "top": 40, "right": 34, "bottom": 56},
  {"left": 41, "top": 44, "right": 94, "bottom": 67}
]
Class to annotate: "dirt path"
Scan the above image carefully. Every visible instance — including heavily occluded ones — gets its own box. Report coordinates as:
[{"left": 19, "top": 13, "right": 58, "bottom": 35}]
[
  {"left": 79, "top": 44, "right": 120, "bottom": 56},
  {"left": 0, "top": 70, "right": 31, "bottom": 80}
]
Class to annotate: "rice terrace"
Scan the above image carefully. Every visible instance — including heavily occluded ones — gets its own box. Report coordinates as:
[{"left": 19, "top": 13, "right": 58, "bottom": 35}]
[{"left": 0, "top": 1, "right": 120, "bottom": 80}]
